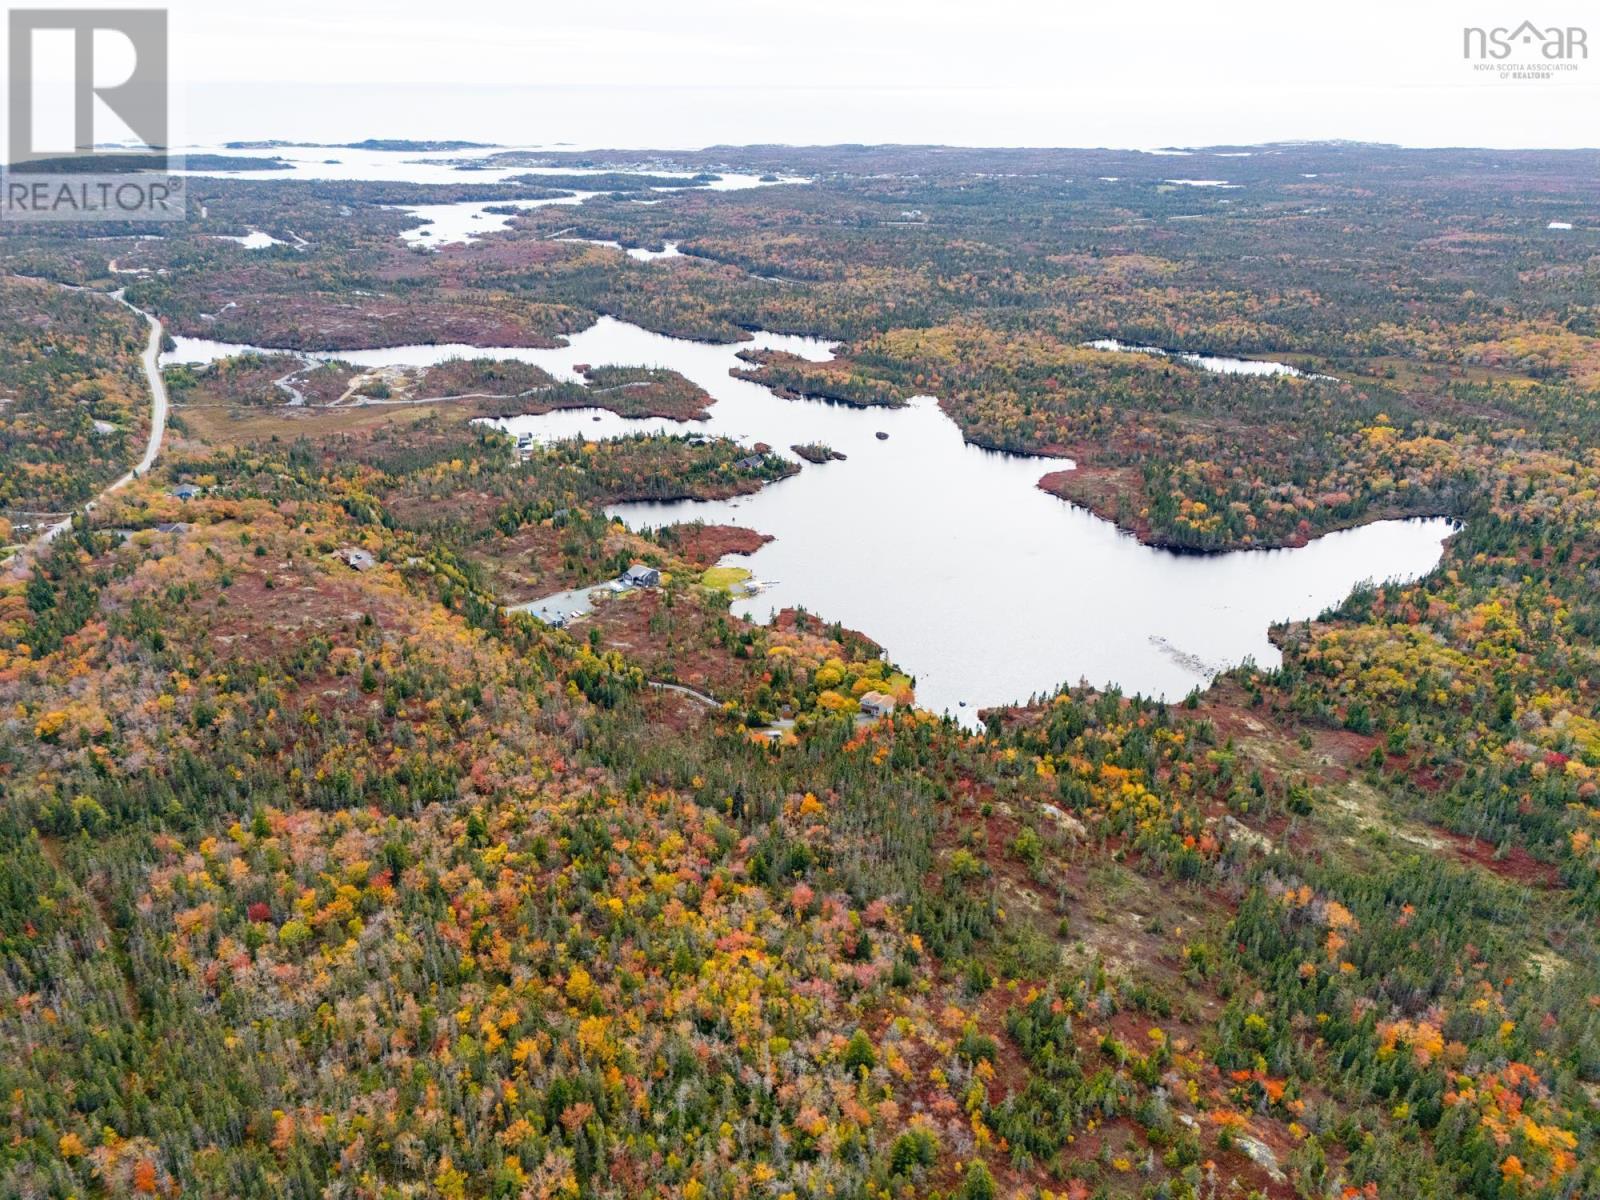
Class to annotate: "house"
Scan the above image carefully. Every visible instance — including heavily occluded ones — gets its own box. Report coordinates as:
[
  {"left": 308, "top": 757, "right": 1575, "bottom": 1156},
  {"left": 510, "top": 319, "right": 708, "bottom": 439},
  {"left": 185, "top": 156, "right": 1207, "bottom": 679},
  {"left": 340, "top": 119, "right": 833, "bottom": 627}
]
[
  {"left": 336, "top": 547, "right": 377, "bottom": 572},
  {"left": 732, "top": 455, "right": 765, "bottom": 471},
  {"left": 154, "top": 522, "right": 190, "bottom": 535},
  {"left": 170, "top": 484, "right": 201, "bottom": 501},
  {"left": 859, "top": 691, "right": 897, "bottom": 718},
  {"left": 621, "top": 563, "right": 661, "bottom": 588}
]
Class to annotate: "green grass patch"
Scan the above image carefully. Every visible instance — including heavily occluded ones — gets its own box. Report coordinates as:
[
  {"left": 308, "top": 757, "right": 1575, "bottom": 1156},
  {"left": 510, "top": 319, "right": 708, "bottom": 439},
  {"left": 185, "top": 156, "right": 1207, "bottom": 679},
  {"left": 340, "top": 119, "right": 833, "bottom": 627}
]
[{"left": 701, "top": 566, "right": 753, "bottom": 592}]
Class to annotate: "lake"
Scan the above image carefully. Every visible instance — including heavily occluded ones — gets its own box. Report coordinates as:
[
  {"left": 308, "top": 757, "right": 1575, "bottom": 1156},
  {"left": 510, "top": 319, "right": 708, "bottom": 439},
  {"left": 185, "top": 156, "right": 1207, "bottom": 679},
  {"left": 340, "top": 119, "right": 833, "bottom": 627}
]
[
  {"left": 393, "top": 181, "right": 804, "bottom": 248},
  {"left": 175, "top": 143, "right": 569, "bottom": 184},
  {"left": 175, "top": 144, "right": 808, "bottom": 249},
  {"left": 162, "top": 318, "right": 1452, "bottom": 720},
  {"left": 393, "top": 194, "right": 602, "bottom": 246},
  {"left": 467, "top": 321, "right": 1454, "bottom": 718},
  {"left": 1085, "top": 339, "right": 1334, "bottom": 379}
]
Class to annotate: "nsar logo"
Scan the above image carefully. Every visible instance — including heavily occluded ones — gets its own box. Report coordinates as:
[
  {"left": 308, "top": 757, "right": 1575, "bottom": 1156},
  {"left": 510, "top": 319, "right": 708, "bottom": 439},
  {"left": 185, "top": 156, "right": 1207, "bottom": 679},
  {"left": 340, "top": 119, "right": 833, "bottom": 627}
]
[{"left": 1463, "top": 20, "right": 1589, "bottom": 60}]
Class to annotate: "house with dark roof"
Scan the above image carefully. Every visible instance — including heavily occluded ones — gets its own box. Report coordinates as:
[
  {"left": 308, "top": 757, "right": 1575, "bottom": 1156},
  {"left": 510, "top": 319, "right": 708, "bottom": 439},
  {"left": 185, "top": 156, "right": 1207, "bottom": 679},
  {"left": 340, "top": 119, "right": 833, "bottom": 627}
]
[{"left": 621, "top": 563, "right": 661, "bottom": 588}]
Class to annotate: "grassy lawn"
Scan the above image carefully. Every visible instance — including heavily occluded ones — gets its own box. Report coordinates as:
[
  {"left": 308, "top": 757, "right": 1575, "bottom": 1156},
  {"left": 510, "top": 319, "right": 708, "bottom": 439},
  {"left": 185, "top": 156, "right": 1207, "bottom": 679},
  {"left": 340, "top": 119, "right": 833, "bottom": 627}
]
[{"left": 700, "top": 565, "right": 753, "bottom": 592}]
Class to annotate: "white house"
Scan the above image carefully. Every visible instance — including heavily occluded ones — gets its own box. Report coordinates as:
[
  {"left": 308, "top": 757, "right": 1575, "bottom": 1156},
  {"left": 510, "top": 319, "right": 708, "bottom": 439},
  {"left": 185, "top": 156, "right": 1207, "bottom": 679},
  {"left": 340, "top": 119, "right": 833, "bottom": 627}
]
[{"left": 859, "top": 691, "right": 897, "bottom": 718}]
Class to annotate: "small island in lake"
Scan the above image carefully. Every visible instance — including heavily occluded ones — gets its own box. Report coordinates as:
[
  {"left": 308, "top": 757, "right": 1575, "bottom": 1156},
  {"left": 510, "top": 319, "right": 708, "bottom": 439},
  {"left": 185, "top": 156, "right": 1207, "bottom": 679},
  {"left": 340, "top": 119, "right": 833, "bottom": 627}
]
[{"left": 791, "top": 441, "right": 846, "bottom": 463}]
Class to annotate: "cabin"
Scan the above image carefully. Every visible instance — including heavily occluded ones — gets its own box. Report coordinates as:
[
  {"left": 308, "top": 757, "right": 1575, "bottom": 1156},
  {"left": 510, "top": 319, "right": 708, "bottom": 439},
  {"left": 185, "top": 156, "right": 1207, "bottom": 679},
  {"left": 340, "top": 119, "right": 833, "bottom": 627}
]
[
  {"left": 859, "top": 691, "right": 897, "bottom": 718},
  {"left": 732, "top": 455, "right": 765, "bottom": 471},
  {"left": 621, "top": 563, "right": 661, "bottom": 588},
  {"left": 336, "top": 547, "right": 377, "bottom": 572},
  {"left": 170, "top": 484, "right": 201, "bottom": 501},
  {"left": 154, "top": 522, "right": 190, "bottom": 535}
]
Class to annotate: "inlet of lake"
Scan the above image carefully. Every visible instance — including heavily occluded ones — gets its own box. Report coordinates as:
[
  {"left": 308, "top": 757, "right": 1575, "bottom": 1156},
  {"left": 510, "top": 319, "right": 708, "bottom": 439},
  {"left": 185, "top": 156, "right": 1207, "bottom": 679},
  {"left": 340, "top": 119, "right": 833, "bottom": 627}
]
[
  {"left": 174, "top": 143, "right": 808, "bottom": 248},
  {"left": 166, "top": 318, "right": 1454, "bottom": 721}
]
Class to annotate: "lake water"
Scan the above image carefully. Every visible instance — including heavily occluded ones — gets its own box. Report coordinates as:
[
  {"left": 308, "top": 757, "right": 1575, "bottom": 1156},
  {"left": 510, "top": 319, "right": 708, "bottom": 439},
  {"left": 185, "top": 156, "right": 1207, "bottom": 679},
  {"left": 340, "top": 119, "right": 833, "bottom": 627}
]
[
  {"left": 212, "top": 229, "right": 287, "bottom": 249},
  {"left": 394, "top": 194, "right": 602, "bottom": 246},
  {"left": 557, "top": 237, "right": 688, "bottom": 261},
  {"left": 458, "top": 321, "right": 1450, "bottom": 718},
  {"left": 176, "top": 144, "right": 809, "bottom": 251},
  {"left": 175, "top": 143, "right": 563, "bottom": 184},
  {"left": 393, "top": 181, "right": 803, "bottom": 248},
  {"left": 179, "top": 143, "right": 808, "bottom": 188},
  {"left": 160, "top": 318, "right": 1451, "bottom": 719},
  {"left": 1086, "top": 339, "right": 1334, "bottom": 380}
]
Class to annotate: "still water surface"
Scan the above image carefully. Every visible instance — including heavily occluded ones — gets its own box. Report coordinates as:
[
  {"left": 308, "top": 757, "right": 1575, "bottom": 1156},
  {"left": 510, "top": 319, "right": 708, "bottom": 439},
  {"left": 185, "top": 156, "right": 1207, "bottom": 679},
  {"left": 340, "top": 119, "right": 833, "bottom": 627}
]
[
  {"left": 163, "top": 318, "right": 1452, "bottom": 719},
  {"left": 176, "top": 144, "right": 807, "bottom": 249}
]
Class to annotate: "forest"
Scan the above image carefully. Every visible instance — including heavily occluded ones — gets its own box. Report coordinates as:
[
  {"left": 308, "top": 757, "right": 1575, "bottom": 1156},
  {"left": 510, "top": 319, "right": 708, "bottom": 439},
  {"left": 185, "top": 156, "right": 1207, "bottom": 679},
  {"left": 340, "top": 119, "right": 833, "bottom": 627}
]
[
  {"left": 0, "top": 142, "right": 1598, "bottom": 1199},
  {"left": 0, "top": 277, "right": 147, "bottom": 526}
]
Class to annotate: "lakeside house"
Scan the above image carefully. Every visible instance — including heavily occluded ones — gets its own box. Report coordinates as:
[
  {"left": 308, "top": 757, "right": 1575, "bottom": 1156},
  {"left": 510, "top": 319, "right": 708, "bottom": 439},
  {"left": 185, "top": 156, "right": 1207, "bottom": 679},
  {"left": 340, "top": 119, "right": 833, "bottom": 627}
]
[
  {"left": 622, "top": 563, "right": 661, "bottom": 588},
  {"left": 732, "top": 455, "right": 765, "bottom": 471}
]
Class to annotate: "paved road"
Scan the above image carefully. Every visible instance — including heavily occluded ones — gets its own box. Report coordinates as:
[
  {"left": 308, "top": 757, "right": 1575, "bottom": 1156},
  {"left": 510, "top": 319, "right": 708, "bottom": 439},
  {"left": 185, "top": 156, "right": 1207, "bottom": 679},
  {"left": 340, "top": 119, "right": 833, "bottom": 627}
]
[
  {"left": 645, "top": 681, "right": 882, "bottom": 738},
  {"left": 116, "top": 300, "right": 170, "bottom": 483},
  {"left": 646, "top": 680, "right": 722, "bottom": 708},
  {"left": 8, "top": 289, "right": 167, "bottom": 572}
]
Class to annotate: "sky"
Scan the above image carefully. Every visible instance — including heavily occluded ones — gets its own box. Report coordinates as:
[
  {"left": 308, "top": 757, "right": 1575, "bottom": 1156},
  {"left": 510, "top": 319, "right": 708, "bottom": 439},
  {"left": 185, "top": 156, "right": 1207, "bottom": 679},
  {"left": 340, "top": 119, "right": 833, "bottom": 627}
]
[{"left": 9, "top": 0, "right": 1600, "bottom": 148}]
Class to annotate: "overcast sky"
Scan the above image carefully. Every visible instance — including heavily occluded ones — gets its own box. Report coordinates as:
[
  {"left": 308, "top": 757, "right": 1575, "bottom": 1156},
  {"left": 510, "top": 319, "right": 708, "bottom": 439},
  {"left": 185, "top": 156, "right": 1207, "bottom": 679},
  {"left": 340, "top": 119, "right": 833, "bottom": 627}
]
[{"left": 16, "top": 0, "right": 1600, "bottom": 147}]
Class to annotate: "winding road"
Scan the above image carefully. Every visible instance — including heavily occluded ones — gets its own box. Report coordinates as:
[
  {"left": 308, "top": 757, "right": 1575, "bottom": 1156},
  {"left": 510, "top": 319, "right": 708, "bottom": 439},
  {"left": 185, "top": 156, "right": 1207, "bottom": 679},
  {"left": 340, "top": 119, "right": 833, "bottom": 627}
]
[
  {"left": 646, "top": 680, "right": 723, "bottom": 708},
  {"left": 108, "top": 298, "right": 169, "bottom": 487},
  {"left": 6, "top": 284, "right": 168, "bottom": 572}
]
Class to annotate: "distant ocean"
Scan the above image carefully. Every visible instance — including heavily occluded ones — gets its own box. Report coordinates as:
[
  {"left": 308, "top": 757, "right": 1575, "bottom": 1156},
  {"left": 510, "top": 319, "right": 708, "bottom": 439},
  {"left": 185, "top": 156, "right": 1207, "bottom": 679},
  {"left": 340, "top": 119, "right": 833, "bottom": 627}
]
[{"left": 179, "top": 82, "right": 1600, "bottom": 151}]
